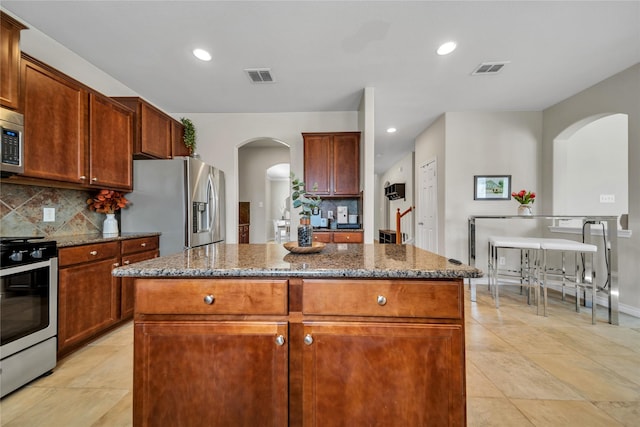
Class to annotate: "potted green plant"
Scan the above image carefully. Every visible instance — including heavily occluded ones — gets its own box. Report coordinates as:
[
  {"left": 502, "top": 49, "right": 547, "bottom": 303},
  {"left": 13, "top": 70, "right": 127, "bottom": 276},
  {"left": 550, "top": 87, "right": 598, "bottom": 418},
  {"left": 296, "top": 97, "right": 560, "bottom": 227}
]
[
  {"left": 180, "top": 117, "right": 197, "bottom": 155},
  {"left": 290, "top": 172, "right": 321, "bottom": 247}
]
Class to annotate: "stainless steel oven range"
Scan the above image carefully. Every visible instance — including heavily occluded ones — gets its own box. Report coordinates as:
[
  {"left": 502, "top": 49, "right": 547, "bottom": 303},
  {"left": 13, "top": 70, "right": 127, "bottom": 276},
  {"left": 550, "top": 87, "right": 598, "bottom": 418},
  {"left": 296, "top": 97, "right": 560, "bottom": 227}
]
[{"left": 0, "top": 237, "right": 57, "bottom": 398}]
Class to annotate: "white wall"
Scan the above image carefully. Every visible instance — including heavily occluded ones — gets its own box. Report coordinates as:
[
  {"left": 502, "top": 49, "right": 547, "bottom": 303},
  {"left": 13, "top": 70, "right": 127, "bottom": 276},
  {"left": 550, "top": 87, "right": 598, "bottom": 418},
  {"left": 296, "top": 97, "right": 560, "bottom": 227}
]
[
  {"left": 414, "top": 115, "right": 446, "bottom": 253},
  {"left": 542, "top": 63, "right": 640, "bottom": 313},
  {"left": 554, "top": 113, "right": 628, "bottom": 216},
  {"left": 238, "top": 145, "right": 289, "bottom": 243},
  {"left": 377, "top": 152, "right": 415, "bottom": 240},
  {"left": 415, "top": 112, "right": 542, "bottom": 268}
]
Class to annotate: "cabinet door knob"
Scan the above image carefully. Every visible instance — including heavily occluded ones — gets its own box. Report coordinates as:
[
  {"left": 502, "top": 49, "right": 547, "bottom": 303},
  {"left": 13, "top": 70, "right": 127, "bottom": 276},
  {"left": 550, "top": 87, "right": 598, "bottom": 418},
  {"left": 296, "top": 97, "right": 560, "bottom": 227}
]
[
  {"left": 89, "top": 250, "right": 98, "bottom": 256},
  {"left": 141, "top": 242, "right": 147, "bottom": 247},
  {"left": 113, "top": 263, "right": 120, "bottom": 267},
  {"left": 91, "top": 177, "right": 98, "bottom": 182},
  {"left": 124, "top": 260, "right": 130, "bottom": 265},
  {"left": 377, "top": 295, "right": 387, "bottom": 306},
  {"left": 275, "top": 335, "right": 286, "bottom": 346},
  {"left": 79, "top": 175, "right": 87, "bottom": 180},
  {"left": 203, "top": 295, "right": 215, "bottom": 305},
  {"left": 304, "top": 334, "right": 313, "bottom": 346}
]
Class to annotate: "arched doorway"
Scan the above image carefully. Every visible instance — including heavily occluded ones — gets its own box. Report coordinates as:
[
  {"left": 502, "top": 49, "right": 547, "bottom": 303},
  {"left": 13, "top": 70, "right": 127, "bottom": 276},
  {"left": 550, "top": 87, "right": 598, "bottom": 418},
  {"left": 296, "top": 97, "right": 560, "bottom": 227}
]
[
  {"left": 553, "top": 113, "right": 628, "bottom": 218},
  {"left": 238, "top": 138, "right": 290, "bottom": 243}
]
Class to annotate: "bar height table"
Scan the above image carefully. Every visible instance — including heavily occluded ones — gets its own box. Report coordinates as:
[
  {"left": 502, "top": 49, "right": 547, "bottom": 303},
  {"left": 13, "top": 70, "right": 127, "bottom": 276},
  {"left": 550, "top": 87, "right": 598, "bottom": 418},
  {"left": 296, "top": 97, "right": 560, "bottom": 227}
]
[{"left": 468, "top": 215, "right": 619, "bottom": 325}]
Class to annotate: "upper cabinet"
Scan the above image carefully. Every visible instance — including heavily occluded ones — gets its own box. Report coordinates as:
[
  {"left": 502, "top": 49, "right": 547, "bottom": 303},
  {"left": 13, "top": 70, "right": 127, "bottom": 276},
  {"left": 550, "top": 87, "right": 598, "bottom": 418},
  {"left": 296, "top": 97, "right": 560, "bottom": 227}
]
[
  {"left": 0, "top": 12, "right": 27, "bottom": 111},
  {"left": 303, "top": 132, "right": 360, "bottom": 197},
  {"left": 113, "top": 97, "right": 185, "bottom": 159},
  {"left": 21, "top": 54, "right": 133, "bottom": 190}
]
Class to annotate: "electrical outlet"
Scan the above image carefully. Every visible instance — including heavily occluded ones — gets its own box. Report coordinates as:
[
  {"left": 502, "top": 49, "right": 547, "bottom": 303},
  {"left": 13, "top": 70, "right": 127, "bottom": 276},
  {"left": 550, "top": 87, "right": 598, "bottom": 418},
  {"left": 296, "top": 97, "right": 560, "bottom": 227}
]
[
  {"left": 43, "top": 208, "right": 55, "bottom": 222},
  {"left": 599, "top": 194, "right": 615, "bottom": 203},
  {"left": 499, "top": 256, "right": 506, "bottom": 266}
]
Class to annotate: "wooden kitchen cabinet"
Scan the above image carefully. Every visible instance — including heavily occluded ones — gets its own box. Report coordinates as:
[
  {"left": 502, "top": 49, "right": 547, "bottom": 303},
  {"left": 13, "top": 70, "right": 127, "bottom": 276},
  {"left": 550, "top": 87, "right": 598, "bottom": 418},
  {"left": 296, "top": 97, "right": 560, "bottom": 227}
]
[
  {"left": 134, "top": 276, "right": 466, "bottom": 426},
  {"left": 312, "top": 231, "right": 363, "bottom": 243},
  {"left": 112, "top": 97, "right": 173, "bottom": 159},
  {"left": 120, "top": 236, "right": 159, "bottom": 319},
  {"left": 134, "top": 278, "right": 289, "bottom": 426},
  {"left": 238, "top": 224, "right": 250, "bottom": 243},
  {"left": 58, "top": 241, "right": 120, "bottom": 357},
  {"left": 170, "top": 118, "right": 189, "bottom": 157},
  {"left": 303, "top": 132, "right": 360, "bottom": 197},
  {"left": 20, "top": 54, "right": 133, "bottom": 190},
  {"left": 0, "top": 12, "right": 26, "bottom": 110}
]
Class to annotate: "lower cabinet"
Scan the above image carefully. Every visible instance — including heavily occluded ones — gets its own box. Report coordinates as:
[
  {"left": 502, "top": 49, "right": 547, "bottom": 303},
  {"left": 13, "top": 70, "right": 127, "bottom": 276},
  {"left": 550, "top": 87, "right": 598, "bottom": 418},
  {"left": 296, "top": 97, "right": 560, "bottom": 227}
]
[
  {"left": 238, "top": 224, "right": 250, "bottom": 243},
  {"left": 133, "top": 277, "right": 466, "bottom": 426},
  {"left": 134, "top": 321, "right": 288, "bottom": 426},
  {"left": 120, "top": 237, "right": 159, "bottom": 319},
  {"left": 58, "top": 236, "right": 159, "bottom": 358},
  {"left": 312, "top": 231, "right": 363, "bottom": 243},
  {"left": 58, "top": 241, "right": 120, "bottom": 356}
]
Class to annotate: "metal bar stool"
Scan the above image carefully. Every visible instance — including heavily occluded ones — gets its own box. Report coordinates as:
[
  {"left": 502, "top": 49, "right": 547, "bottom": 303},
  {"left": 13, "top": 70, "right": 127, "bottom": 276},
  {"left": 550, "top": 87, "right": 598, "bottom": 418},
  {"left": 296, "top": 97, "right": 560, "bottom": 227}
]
[
  {"left": 488, "top": 236, "right": 542, "bottom": 312},
  {"left": 539, "top": 238, "right": 598, "bottom": 323}
]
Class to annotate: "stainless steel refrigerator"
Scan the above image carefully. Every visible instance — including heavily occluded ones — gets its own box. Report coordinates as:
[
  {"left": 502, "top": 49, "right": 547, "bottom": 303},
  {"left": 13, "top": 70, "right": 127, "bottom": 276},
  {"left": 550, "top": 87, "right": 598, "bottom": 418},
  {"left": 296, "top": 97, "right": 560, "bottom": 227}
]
[{"left": 122, "top": 157, "right": 225, "bottom": 255}]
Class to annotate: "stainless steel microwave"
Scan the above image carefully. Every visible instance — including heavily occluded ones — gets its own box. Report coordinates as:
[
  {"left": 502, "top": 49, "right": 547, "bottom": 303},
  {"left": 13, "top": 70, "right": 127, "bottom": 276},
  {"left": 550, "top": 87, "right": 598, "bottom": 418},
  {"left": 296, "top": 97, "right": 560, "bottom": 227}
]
[{"left": 0, "top": 107, "right": 24, "bottom": 176}]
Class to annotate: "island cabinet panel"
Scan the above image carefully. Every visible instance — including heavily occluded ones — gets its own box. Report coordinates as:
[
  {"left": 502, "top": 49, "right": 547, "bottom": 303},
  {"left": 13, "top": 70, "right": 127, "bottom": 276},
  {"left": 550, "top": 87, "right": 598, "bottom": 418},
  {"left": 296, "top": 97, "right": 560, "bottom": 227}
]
[
  {"left": 134, "top": 321, "right": 289, "bottom": 427},
  {"left": 58, "top": 241, "right": 120, "bottom": 357},
  {"left": 301, "top": 322, "right": 465, "bottom": 427},
  {"left": 303, "top": 132, "right": 360, "bottom": 197},
  {"left": 312, "top": 231, "right": 363, "bottom": 244},
  {"left": 135, "top": 278, "right": 288, "bottom": 315}
]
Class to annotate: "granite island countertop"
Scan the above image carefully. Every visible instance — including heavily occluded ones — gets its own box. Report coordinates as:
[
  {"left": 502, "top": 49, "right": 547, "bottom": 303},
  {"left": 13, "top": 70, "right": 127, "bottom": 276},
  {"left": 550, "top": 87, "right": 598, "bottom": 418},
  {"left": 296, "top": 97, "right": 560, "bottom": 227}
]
[{"left": 113, "top": 242, "right": 482, "bottom": 279}]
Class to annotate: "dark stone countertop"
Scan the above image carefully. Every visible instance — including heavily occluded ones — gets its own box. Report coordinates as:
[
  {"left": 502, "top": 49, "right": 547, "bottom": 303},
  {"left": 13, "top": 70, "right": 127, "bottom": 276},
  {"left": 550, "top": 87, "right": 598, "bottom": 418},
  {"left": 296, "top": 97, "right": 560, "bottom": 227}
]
[{"left": 113, "top": 242, "right": 482, "bottom": 279}]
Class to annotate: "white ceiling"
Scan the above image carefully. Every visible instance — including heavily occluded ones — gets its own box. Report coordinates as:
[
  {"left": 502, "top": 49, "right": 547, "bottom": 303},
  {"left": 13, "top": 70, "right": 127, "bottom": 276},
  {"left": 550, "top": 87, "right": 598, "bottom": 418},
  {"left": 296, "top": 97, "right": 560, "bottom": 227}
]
[{"left": 3, "top": 1, "right": 639, "bottom": 174}]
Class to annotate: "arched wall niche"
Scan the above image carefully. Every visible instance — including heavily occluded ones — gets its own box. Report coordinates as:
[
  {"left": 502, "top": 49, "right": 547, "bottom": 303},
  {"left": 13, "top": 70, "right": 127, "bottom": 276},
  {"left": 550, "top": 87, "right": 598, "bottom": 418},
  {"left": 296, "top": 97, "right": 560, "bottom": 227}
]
[{"left": 553, "top": 113, "right": 628, "bottom": 219}]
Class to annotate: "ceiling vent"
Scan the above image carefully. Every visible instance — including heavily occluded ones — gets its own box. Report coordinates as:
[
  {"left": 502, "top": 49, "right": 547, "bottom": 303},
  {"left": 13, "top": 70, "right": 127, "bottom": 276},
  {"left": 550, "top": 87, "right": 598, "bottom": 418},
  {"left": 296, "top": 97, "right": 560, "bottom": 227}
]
[
  {"left": 245, "top": 68, "right": 275, "bottom": 83},
  {"left": 471, "top": 61, "right": 509, "bottom": 75}
]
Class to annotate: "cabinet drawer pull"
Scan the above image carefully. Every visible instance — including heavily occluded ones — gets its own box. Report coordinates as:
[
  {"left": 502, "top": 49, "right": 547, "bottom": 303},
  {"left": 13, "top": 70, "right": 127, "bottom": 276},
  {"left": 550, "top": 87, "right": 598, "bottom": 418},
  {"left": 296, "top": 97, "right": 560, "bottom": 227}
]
[
  {"left": 275, "top": 335, "right": 285, "bottom": 346},
  {"left": 304, "top": 334, "right": 313, "bottom": 346},
  {"left": 124, "top": 260, "right": 130, "bottom": 265},
  {"left": 141, "top": 242, "right": 147, "bottom": 247},
  {"left": 203, "top": 295, "right": 215, "bottom": 305},
  {"left": 113, "top": 263, "right": 120, "bottom": 267},
  {"left": 91, "top": 177, "right": 98, "bottom": 182},
  {"left": 89, "top": 250, "right": 98, "bottom": 256},
  {"left": 79, "top": 175, "right": 86, "bottom": 180},
  {"left": 377, "top": 295, "right": 387, "bottom": 306}
]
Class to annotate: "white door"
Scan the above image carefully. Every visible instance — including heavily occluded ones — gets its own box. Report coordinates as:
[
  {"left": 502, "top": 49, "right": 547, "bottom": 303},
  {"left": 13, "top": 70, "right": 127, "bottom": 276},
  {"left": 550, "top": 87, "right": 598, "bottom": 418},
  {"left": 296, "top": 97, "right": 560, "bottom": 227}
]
[{"left": 417, "top": 160, "right": 437, "bottom": 253}]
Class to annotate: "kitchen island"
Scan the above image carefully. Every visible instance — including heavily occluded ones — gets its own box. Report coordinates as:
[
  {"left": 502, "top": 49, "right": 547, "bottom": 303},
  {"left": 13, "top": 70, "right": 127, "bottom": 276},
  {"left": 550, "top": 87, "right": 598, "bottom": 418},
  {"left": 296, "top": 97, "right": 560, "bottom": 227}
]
[{"left": 114, "top": 243, "right": 482, "bottom": 427}]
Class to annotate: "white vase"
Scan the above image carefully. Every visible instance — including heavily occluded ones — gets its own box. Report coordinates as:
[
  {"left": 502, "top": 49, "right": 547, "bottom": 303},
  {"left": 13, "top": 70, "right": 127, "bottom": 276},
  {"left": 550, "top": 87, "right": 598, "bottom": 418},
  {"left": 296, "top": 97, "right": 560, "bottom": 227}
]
[
  {"left": 517, "top": 204, "right": 533, "bottom": 216},
  {"left": 103, "top": 213, "right": 119, "bottom": 237}
]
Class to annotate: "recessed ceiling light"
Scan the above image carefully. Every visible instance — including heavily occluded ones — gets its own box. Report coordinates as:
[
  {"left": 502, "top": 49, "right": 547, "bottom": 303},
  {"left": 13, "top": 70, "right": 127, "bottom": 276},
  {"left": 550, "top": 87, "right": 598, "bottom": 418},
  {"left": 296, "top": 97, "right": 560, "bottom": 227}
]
[
  {"left": 387, "top": 127, "right": 397, "bottom": 133},
  {"left": 436, "top": 41, "right": 457, "bottom": 56},
  {"left": 193, "top": 48, "right": 212, "bottom": 61}
]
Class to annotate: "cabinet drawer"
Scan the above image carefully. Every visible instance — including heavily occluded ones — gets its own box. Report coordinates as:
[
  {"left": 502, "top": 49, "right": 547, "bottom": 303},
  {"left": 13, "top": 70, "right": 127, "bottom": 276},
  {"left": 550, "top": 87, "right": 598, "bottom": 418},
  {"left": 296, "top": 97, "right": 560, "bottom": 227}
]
[
  {"left": 121, "top": 236, "right": 159, "bottom": 255},
  {"left": 59, "top": 241, "right": 120, "bottom": 267},
  {"left": 313, "top": 232, "right": 332, "bottom": 243},
  {"left": 333, "top": 232, "right": 363, "bottom": 243},
  {"left": 136, "top": 279, "right": 288, "bottom": 315},
  {"left": 302, "top": 279, "right": 462, "bottom": 319}
]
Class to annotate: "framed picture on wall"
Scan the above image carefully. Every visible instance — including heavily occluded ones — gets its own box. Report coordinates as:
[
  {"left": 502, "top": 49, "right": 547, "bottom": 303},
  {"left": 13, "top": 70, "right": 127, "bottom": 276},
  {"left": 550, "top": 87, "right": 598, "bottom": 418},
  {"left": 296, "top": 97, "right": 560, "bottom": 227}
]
[{"left": 474, "top": 175, "right": 511, "bottom": 200}]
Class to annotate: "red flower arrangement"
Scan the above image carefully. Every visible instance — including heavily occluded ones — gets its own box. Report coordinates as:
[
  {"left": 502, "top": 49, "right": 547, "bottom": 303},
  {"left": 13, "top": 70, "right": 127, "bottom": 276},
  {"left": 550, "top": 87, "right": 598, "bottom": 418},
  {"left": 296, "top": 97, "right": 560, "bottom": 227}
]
[
  {"left": 512, "top": 189, "right": 536, "bottom": 205},
  {"left": 87, "top": 189, "right": 130, "bottom": 214}
]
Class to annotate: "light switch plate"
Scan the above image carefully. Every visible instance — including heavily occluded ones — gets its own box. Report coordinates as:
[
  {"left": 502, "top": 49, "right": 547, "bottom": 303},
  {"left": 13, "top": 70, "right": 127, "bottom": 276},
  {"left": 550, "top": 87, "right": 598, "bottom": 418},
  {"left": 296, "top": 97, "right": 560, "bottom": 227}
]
[
  {"left": 43, "top": 208, "right": 55, "bottom": 222},
  {"left": 599, "top": 194, "right": 615, "bottom": 203}
]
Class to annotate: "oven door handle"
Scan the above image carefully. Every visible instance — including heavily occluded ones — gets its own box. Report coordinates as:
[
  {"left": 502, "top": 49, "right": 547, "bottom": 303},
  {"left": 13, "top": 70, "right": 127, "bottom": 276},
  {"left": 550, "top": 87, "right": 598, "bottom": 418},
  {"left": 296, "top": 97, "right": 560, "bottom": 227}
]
[{"left": 0, "top": 258, "right": 57, "bottom": 277}]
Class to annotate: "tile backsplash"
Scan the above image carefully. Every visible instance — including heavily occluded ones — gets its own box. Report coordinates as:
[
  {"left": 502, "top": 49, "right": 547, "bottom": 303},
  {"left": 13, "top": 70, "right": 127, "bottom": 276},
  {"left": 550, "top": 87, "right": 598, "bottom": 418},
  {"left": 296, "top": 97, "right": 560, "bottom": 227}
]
[{"left": 0, "top": 182, "right": 108, "bottom": 237}]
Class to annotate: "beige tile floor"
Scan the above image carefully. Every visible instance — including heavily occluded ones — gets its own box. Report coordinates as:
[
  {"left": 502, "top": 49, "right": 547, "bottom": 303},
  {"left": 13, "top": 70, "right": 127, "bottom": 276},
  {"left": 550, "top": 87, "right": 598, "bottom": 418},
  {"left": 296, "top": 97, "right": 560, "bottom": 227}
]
[{"left": 1, "top": 285, "right": 640, "bottom": 426}]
